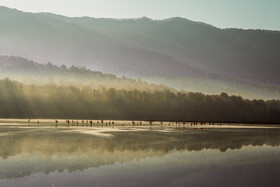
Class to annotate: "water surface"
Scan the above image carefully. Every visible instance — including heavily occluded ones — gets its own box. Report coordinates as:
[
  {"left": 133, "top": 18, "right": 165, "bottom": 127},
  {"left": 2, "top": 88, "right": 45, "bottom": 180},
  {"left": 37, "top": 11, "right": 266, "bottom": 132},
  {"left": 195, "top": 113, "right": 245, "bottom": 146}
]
[{"left": 0, "top": 119, "right": 279, "bottom": 187}]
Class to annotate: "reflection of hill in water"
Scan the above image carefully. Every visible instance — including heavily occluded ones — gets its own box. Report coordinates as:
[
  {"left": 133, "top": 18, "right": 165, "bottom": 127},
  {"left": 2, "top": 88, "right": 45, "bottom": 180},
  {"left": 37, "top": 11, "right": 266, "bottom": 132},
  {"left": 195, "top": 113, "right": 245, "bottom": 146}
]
[{"left": 0, "top": 128, "right": 280, "bottom": 179}]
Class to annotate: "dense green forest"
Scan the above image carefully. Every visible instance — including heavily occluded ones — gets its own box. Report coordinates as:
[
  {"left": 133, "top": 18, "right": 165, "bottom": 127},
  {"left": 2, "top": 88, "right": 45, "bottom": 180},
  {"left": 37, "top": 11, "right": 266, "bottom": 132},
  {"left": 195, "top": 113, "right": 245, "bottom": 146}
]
[{"left": 0, "top": 79, "right": 279, "bottom": 123}]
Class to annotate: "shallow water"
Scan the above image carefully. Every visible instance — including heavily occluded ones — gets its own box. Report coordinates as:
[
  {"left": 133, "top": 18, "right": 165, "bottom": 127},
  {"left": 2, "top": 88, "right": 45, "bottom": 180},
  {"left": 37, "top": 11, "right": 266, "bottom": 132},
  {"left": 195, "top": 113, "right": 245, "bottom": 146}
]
[{"left": 0, "top": 119, "right": 279, "bottom": 187}]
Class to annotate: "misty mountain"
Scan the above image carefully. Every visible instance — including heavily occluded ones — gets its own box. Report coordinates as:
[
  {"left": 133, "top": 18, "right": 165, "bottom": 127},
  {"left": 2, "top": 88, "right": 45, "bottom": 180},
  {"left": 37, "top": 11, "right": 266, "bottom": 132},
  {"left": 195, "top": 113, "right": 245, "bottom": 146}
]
[
  {"left": 64, "top": 16, "right": 280, "bottom": 85},
  {"left": 0, "top": 6, "right": 207, "bottom": 79},
  {"left": 0, "top": 55, "right": 170, "bottom": 91},
  {"left": 0, "top": 6, "right": 280, "bottom": 99},
  {"left": 1, "top": 55, "right": 279, "bottom": 100}
]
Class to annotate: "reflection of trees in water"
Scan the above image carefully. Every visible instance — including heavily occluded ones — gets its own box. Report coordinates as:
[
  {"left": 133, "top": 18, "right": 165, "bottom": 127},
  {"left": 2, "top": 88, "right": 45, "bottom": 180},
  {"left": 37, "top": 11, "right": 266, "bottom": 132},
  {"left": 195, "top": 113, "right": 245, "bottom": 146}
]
[
  {"left": 1, "top": 129, "right": 280, "bottom": 157},
  {"left": 0, "top": 129, "right": 279, "bottom": 179}
]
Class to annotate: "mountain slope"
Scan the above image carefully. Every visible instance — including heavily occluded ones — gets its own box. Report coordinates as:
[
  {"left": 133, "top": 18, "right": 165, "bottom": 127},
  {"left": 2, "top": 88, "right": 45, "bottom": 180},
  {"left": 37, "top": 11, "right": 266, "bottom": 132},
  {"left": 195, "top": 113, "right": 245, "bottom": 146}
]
[
  {"left": 0, "top": 55, "right": 171, "bottom": 91},
  {"left": 0, "top": 6, "right": 208, "bottom": 80},
  {"left": 39, "top": 13, "right": 280, "bottom": 85},
  {"left": 0, "top": 55, "right": 279, "bottom": 100},
  {"left": 0, "top": 6, "right": 280, "bottom": 99}
]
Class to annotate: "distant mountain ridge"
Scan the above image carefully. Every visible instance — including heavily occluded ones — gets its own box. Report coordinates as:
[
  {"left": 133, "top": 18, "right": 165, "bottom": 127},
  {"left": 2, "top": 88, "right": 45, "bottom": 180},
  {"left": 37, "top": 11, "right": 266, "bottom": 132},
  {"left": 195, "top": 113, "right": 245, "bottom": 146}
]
[
  {"left": 36, "top": 12, "right": 280, "bottom": 86},
  {"left": 0, "top": 6, "right": 280, "bottom": 99}
]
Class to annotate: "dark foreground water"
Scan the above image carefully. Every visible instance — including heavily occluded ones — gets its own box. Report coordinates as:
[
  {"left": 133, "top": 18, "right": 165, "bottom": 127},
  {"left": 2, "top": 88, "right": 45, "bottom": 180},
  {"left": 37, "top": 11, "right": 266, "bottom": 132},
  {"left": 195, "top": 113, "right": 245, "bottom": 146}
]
[{"left": 0, "top": 119, "right": 279, "bottom": 187}]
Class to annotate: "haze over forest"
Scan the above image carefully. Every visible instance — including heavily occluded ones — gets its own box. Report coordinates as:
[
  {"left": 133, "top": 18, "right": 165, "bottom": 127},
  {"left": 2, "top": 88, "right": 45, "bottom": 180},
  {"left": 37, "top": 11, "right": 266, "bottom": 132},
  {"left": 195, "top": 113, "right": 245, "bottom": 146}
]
[{"left": 0, "top": 6, "right": 279, "bottom": 122}]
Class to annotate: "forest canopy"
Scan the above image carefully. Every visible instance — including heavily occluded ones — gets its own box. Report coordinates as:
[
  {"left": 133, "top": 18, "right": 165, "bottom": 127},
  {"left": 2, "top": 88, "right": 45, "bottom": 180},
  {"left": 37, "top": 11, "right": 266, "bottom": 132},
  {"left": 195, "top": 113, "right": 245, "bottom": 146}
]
[{"left": 0, "top": 78, "right": 279, "bottom": 123}]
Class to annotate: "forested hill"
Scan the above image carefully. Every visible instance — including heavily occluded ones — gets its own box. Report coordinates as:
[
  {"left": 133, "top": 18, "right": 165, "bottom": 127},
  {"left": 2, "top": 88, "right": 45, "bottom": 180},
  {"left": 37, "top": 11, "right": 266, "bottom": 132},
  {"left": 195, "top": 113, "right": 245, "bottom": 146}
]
[
  {"left": 0, "top": 78, "right": 279, "bottom": 123},
  {"left": 0, "top": 55, "right": 116, "bottom": 77},
  {"left": 1, "top": 55, "right": 280, "bottom": 100},
  {"left": 0, "top": 55, "right": 170, "bottom": 91},
  {"left": 1, "top": 6, "right": 280, "bottom": 99},
  {"left": 1, "top": 6, "right": 280, "bottom": 86}
]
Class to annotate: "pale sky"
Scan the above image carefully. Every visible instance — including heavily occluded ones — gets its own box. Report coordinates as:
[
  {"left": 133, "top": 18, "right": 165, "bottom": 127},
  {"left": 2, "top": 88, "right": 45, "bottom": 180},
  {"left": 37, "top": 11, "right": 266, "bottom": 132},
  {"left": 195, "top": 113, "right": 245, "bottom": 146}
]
[{"left": 1, "top": 0, "right": 280, "bottom": 30}]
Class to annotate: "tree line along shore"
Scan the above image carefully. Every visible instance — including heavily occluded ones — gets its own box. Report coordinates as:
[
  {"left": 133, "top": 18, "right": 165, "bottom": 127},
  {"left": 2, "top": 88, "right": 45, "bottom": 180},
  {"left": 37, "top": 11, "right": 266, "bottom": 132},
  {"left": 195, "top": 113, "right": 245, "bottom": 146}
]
[{"left": 0, "top": 79, "right": 279, "bottom": 123}]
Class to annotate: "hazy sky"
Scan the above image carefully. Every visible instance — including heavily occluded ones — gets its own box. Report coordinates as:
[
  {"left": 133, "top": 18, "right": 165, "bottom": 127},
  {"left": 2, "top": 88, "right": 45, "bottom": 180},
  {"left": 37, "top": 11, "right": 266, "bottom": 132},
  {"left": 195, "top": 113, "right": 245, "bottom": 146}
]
[{"left": 1, "top": 0, "right": 280, "bottom": 30}]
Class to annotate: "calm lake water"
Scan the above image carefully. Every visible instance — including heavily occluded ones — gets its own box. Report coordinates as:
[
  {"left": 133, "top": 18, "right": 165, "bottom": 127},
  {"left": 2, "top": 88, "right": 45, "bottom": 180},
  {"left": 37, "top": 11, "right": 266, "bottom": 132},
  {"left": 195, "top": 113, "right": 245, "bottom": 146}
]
[{"left": 0, "top": 119, "right": 279, "bottom": 187}]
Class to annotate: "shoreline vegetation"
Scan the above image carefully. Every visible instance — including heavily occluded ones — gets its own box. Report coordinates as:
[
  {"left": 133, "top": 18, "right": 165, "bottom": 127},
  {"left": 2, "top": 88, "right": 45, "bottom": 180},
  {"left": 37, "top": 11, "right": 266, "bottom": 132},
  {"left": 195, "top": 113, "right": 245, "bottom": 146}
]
[{"left": 0, "top": 78, "right": 279, "bottom": 124}]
